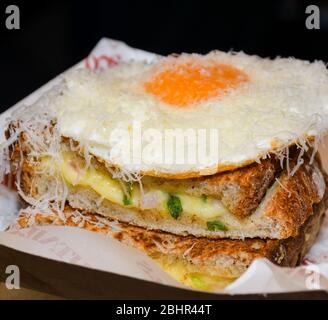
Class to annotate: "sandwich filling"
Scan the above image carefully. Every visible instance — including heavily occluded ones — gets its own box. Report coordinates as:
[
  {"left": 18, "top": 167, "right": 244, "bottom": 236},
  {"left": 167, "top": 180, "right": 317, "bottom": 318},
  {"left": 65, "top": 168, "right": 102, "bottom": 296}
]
[{"left": 58, "top": 151, "right": 229, "bottom": 221}]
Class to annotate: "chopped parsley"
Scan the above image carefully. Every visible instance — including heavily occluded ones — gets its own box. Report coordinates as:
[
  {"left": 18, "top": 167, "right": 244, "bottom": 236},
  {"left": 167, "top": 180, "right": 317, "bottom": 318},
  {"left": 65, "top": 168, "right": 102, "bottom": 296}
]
[
  {"left": 188, "top": 273, "right": 209, "bottom": 290},
  {"left": 207, "top": 220, "right": 228, "bottom": 231},
  {"left": 125, "top": 181, "right": 133, "bottom": 196},
  {"left": 123, "top": 194, "right": 132, "bottom": 206},
  {"left": 122, "top": 182, "right": 133, "bottom": 206},
  {"left": 167, "top": 194, "right": 183, "bottom": 219}
]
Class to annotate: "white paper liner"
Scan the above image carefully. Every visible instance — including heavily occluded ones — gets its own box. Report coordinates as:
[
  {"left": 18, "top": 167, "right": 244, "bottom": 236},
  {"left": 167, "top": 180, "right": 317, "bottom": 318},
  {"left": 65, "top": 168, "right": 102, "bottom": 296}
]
[{"left": 1, "top": 38, "right": 328, "bottom": 295}]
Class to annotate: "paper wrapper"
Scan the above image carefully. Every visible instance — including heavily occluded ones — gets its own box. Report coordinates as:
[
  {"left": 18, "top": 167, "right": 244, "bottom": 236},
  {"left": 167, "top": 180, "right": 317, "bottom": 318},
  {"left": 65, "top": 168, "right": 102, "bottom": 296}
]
[{"left": 1, "top": 38, "right": 328, "bottom": 295}]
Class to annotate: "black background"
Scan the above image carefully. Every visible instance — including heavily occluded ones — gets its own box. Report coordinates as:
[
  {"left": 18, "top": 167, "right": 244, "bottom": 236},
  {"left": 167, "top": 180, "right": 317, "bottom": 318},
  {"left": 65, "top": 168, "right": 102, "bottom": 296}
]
[{"left": 1, "top": 0, "right": 328, "bottom": 112}]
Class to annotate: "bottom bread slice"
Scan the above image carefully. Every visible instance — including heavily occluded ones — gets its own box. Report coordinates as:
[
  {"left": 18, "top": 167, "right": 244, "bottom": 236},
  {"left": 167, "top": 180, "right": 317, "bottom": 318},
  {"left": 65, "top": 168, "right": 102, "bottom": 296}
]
[{"left": 16, "top": 195, "right": 327, "bottom": 291}]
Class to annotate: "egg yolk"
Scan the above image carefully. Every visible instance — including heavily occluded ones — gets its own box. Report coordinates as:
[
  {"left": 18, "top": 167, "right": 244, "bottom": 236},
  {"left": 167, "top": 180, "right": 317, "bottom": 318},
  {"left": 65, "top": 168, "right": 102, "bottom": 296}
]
[{"left": 144, "top": 62, "right": 249, "bottom": 107}]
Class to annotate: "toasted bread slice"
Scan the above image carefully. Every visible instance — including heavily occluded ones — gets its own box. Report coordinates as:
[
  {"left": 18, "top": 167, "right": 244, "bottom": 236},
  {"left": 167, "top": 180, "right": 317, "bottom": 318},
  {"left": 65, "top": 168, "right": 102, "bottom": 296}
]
[{"left": 16, "top": 193, "right": 327, "bottom": 291}]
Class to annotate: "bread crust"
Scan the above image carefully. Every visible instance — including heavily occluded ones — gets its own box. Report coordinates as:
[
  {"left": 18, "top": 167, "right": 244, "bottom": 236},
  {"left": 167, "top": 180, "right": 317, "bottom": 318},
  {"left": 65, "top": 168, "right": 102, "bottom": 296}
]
[
  {"left": 262, "top": 161, "right": 324, "bottom": 238},
  {"left": 197, "top": 157, "right": 279, "bottom": 218}
]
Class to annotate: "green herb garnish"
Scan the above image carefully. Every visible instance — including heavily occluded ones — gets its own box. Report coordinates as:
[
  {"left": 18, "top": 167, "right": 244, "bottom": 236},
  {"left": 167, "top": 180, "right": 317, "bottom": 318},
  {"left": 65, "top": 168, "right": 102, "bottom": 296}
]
[
  {"left": 122, "top": 182, "right": 133, "bottom": 205},
  {"left": 188, "top": 273, "right": 210, "bottom": 290},
  {"left": 207, "top": 220, "right": 228, "bottom": 231},
  {"left": 123, "top": 194, "right": 132, "bottom": 206},
  {"left": 126, "top": 182, "right": 133, "bottom": 196},
  {"left": 167, "top": 194, "right": 183, "bottom": 219},
  {"left": 201, "top": 194, "right": 208, "bottom": 203}
]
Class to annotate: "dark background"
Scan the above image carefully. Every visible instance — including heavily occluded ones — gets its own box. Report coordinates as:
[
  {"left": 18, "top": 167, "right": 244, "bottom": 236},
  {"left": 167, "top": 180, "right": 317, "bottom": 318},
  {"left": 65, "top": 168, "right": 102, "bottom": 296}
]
[{"left": 1, "top": 0, "right": 328, "bottom": 112}]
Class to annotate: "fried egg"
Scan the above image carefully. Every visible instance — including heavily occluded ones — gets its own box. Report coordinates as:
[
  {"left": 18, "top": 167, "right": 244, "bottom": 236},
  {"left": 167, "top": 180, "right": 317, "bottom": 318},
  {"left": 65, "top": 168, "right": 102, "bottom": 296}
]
[{"left": 54, "top": 51, "right": 328, "bottom": 177}]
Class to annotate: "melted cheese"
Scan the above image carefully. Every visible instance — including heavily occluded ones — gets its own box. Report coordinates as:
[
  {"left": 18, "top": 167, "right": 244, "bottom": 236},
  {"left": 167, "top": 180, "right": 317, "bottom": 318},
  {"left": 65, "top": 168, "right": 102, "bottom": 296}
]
[
  {"left": 155, "top": 257, "right": 236, "bottom": 291},
  {"left": 58, "top": 152, "right": 228, "bottom": 220}
]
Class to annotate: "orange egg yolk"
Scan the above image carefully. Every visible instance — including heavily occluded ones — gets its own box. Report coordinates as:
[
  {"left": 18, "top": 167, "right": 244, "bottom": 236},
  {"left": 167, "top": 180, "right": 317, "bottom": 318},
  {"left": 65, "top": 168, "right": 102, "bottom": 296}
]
[{"left": 144, "top": 62, "right": 249, "bottom": 107}]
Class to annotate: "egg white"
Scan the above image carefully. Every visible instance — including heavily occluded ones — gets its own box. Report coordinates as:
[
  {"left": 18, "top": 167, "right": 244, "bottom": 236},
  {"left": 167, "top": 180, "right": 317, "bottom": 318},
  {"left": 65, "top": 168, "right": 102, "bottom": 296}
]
[{"left": 54, "top": 51, "right": 328, "bottom": 177}]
